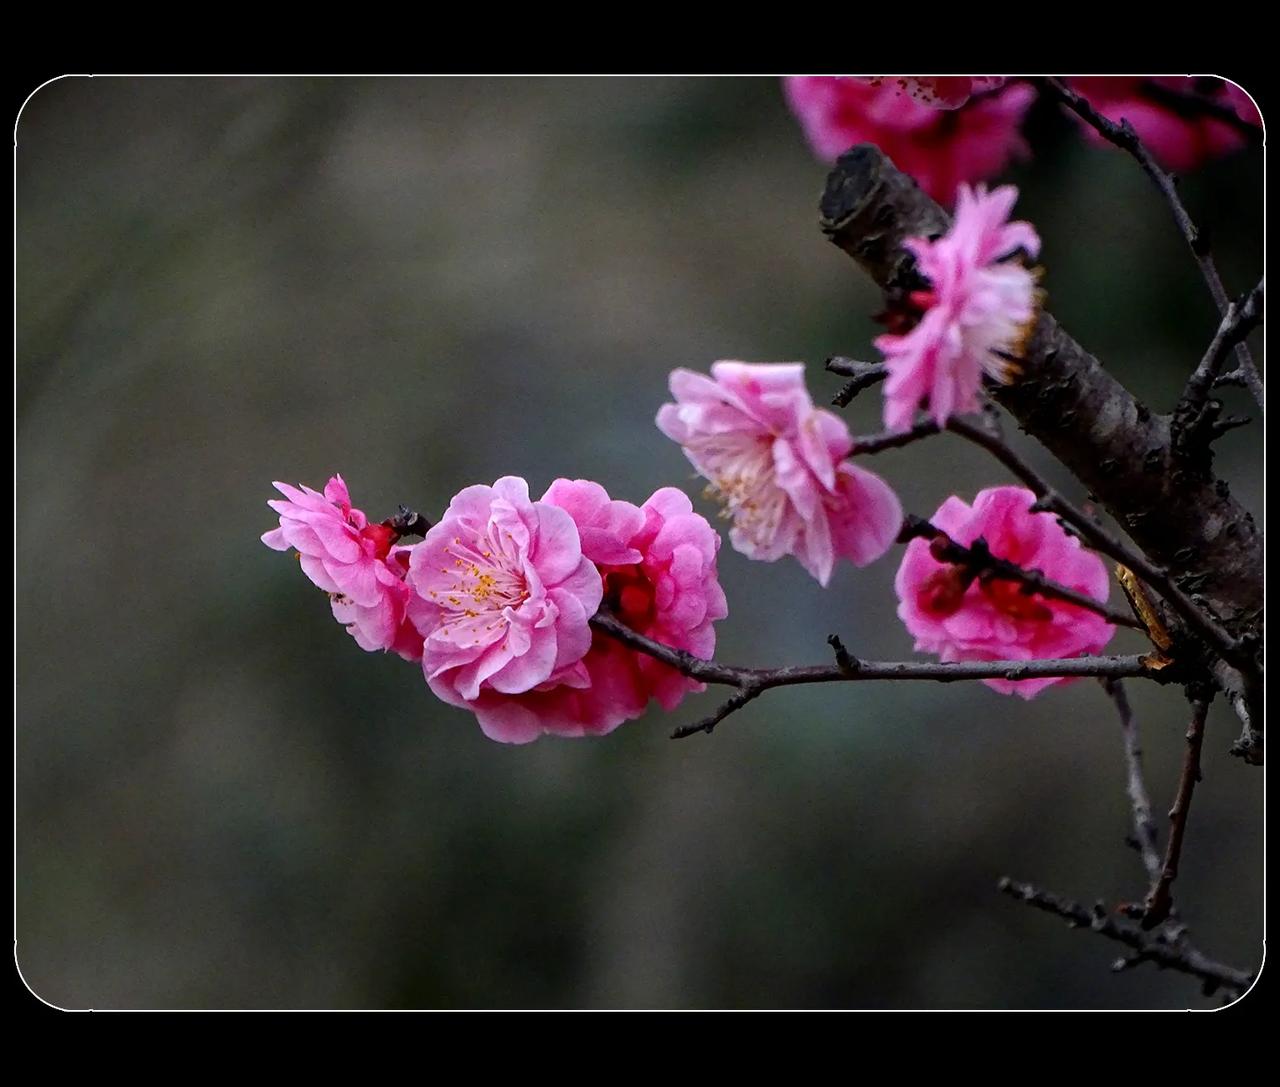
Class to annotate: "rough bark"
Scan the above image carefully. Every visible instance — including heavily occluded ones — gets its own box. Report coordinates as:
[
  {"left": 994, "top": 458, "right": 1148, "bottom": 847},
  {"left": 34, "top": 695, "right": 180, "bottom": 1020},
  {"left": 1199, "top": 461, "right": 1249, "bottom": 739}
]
[{"left": 818, "top": 145, "right": 1263, "bottom": 660}]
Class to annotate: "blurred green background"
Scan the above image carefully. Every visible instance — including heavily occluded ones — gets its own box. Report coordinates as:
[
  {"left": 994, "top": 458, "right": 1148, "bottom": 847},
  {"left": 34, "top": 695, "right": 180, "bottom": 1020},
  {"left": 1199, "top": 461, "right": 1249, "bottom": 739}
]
[{"left": 16, "top": 76, "right": 1263, "bottom": 1010}]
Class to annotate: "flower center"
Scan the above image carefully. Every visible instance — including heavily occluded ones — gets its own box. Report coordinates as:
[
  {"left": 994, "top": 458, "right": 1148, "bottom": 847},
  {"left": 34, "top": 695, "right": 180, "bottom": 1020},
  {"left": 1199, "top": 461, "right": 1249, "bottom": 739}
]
[
  {"left": 688, "top": 432, "right": 785, "bottom": 546},
  {"left": 435, "top": 533, "right": 529, "bottom": 621},
  {"left": 603, "top": 565, "right": 656, "bottom": 628}
]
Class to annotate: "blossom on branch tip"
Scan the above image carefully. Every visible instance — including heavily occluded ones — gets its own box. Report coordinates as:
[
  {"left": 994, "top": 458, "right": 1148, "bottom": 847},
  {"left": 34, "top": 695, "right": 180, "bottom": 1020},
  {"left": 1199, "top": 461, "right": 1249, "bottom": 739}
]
[
  {"left": 456, "top": 481, "right": 729, "bottom": 744},
  {"left": 783, "top": 76, "right": 1035, "bottom": 204},
  {"left": 874, "top": 183, "right": 1042, "bottom": 433},
  {"left": 656, "top": 361, "right": 902, "bottom": 586},
  {"left": 1066, "top": 77, "right": 1261, "bottom": 173},
  {"left": 406, "top": 476, "right": 602, "bottom": 711},
  {"left": 895, "top": 486, "right": 1115, "bottom": 698},
  {"left": 261, "top": 475, "right": 424, "bottom": 660}
]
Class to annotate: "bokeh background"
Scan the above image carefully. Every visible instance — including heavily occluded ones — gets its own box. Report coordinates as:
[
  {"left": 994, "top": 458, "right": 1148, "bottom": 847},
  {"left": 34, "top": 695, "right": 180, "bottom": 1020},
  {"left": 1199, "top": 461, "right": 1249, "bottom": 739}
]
[{"left": 16, "top": 76, "right": 1263, "bottom": 1010}]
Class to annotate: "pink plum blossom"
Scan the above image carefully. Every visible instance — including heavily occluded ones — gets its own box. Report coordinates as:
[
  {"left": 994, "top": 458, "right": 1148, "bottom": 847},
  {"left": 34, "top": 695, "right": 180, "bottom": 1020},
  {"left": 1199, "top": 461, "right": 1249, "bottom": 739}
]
[
  {"left": 783, "top": 76, "right": 1035, "bottom": 204},
  {"left": 862, "top": 77, "right": 1008, "bottom": 110},
  {"left": 656, "top": 362, "right": 902, "bottom": 586},
  {"left": 1067, "top": 77, "right": 1261, "bottom": 173},
  {"left": 874, "top": 183, "right": 1041, "bottom": 433},
  {"left": 262, "top": 475, "right": 424, "bottom": 661},
  {"left": 454, "top": 481, "right": 729, "bottom": 744},
  {"left": 895, "top": 486, "right": 1115, "bottom": 699},
  {"left": 406, "top": 476, "right": 602, "bottom": 711}
]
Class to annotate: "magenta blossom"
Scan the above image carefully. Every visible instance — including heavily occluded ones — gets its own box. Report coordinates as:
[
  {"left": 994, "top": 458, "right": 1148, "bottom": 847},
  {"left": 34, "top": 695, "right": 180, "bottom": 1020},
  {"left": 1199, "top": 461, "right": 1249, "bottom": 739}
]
[
  {"left": 874, "top": 183, "right": 1041, "bottom": 433},
  {"left": 457, "top": 481, "right": 729, "bottom": 744},
  {"left": 783, "top": 76, "right": 1035, "bottom": 205},
  {"left": 656, "top": 362, "right": 902, "bottom": 586},
  {"left": 895, "top": 486, "right": 1115, "bottom": 699},
  {"left": 862, "top": 77, "right": 1008, "bottom": 110},
  {"left": 262, "top": 475, "right": 424, "bottom": 661},
  {"left": 1067, "top": 77, "right": 1261, "bottom": 173},
  {"left": 406, "top": 476, "right": 602, "bottom": 709}
]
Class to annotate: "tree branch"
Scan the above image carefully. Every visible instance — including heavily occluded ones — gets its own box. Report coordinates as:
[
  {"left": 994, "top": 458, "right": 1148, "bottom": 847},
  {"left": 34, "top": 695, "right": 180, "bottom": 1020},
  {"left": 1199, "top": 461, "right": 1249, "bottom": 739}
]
[
  {"left": 590, "top": 612, "right": 1158, "bottom": 740},
  {"left": 1037, "top": 77, "right": 1264, "bottom": 410},
  {"left": 997, "top": 877, "right": 1253, "bottom": 998},
  {"left": 1100, "top": 678, "right": 1162, "bottom": 883},
  {"left": 818, "top": 146, "right": 1262, "bottom": 691},
  {"left": 1142, "top": 694, "right": 1211, "bottom": 928}
]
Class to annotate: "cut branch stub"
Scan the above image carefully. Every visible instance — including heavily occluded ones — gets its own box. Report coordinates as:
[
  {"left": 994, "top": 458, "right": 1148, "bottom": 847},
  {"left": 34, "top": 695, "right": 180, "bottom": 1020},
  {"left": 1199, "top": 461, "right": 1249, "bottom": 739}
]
[{"left": 818, "top": 145, "right": 1263, "bottom": 659}]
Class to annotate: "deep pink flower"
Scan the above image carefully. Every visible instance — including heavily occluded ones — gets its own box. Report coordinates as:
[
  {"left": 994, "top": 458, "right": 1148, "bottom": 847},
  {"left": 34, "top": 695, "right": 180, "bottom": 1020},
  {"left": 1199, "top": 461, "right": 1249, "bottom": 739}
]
[
  {"left": 262, "top": 475, "right": 424, "bottom": 660},
  {"left": 862, "top": 77, "right": 1008, "bottom": 110},
  {"left": 656, "top": 362, "right": 902, "bottom": 586},
  {"left": 406, "top": 476, "right": 602, "bottom": 709},
  {"left": 1067, "top": 77, "right": 1261, "bottom": 173},
  {"left": 783, "top": 76, "right": 1035, "bottom": 204},
  {"left": 895, "top": 486, "right": 1115, "bottom": 699},
  {"left": 874, "top": 183, "right": 1041, "bottom": 433},
  {"left": 456, "top": 481, "right": 729, "bottom": 744}
]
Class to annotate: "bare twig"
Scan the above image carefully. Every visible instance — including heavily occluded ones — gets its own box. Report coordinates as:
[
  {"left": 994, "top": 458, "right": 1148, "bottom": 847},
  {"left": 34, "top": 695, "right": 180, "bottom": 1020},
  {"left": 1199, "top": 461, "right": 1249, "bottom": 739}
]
[
  {"left": 825, "top": 356, "right": 887, "bottom": 407},
  {"left": 1143, "top": 695, "right": 1211, "bottom": 927},
  {"left": 898, "top": 514, "right": 1144, "bottom": 631},
  {"left": 997, "top": 878, "right": 1252, "bottom": 997},
  {"left": 1100, "top": 678, "right": 1162, "bottom": 882},
  {"left": 590, "top": 612, "right": 1157, "bottom": 739},
  {"left": 1039, "top": 78, "right": 1264, "bottom": 410},
  {"left": 1173, "top": 279, "right": 1265, "bottom": 453}
]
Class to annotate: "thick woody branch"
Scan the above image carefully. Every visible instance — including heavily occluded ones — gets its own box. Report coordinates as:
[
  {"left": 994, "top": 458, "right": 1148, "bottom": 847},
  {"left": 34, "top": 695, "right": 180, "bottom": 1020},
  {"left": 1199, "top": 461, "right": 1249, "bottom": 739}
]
[
  {"left": 1142, "top": 695, "right": 1211, "bottom": 928},
  {"left": 819, "top": 145, "right": 1263, "bottom": 688},
  {"left": 997, "top": 878, "right": 1252, "bottom": 998},
  {"left": 590, "top": 613, "right": 1158, "bottom": 740},
  {"left": 1037, "top": 78, "right": 1264, "bottom": 410},
  {"left": 897, "top": 514, "right": 1144, "bottom": 631}
]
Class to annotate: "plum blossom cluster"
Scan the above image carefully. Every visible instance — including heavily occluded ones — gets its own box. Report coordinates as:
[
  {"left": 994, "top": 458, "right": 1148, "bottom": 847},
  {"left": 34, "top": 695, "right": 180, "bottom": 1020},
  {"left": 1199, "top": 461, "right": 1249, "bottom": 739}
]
[
  {"left": 264, "top": 120, "right": 1132, "bottom": 738},
  {"left": 784, "top": 76, "right": 1259, "bottom": 205},
  {"left": 264, "top": 473, "right": 729, "bottom": 743}
]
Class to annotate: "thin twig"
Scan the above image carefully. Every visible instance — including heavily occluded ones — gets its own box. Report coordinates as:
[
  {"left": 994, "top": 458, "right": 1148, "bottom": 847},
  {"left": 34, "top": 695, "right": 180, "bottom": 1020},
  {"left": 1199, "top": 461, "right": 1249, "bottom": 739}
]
[
  {"left": 898, "top": 514, "right": 1143, "bottom": 630},
  {"left": 589, "top": 613, "right": 1157, "bottom": 740},
  {"left": 1100, "top": 678, "right": 1162, "bottom": 882},
  {"left": 1174, "top": 279, "right": 1265, "bottom": 451},
  {"left": 1143, "top": 695, "right": 1211, "bottom": 928},
  {"left": 997, "top": 877, "right": 1252, "bottom": 997},
  {"left": 825, "top": 357, "right": 887, "bottom": 407},
  {"left": 1039, "top": 77, "right": 1264, "bottom": 410}
]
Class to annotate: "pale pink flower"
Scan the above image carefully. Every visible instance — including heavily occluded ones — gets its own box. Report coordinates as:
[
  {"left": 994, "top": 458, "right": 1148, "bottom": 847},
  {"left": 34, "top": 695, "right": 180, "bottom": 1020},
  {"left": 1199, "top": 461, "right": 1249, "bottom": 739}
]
[
  {"left": 895, "top": 486, "right": 1115, "bottom": 699},
  {"left": 457, "top": 481, "right": 729, "bottom": 744},
  {"left": 656, "top": 362, "right": 902, "bottom": 586},
  {"left": 874, "top": 183, "right": 1041, "bottom": 433},
  {"left": 783, "top": 76, "right": 1035, "bottom": 204},
  {"left": 1067, "top": 77, "right": 1261, "bottom": 173},
  {"left": 406, "top": 476, "right": 602, "bottom": 709},
  {"left": 262, "top": 475, "right": 424, "bottom": 660}
]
